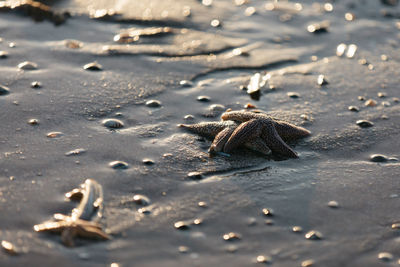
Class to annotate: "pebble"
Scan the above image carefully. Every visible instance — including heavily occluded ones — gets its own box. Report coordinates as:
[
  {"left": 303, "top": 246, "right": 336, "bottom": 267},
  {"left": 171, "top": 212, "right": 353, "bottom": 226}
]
[
  {"left": 0, "top": 85, "right": 10, "bottom": 95},
  {"left": 18, "top": 61, "right": 38, "bottom": 70},
  {"left": 31, "top": 81, "right": 41, "bottom": 89},
  {"left": 292, "top": 226, "right": 303, "bottom": 233},
  {"left": 210, "top": 19, "right": 221, "bottom": 27},
  {"left": 179, "top": 80, "right": 193, "bottom": 87},
  {"left": 382, "top": 101, "right": 391, "bottom": 107},
  {"left": 187, "top": 172, "right": 203, "bottom": 180},
  {"left": 1, "top": 240, "right": 17, "bottom": 255},
  {"left": 301, "top": 259, "right": 315, "bottom": 267},
  {"left": 256, "top": 255, "right": 272, "bottom": 264},
  {"left": 198, "top": 201, "right": 207, "bottom": 208},
  {"left": 184, "top": 114, "right": 195, "bottom": 121},
  {"left": 262, "top": 208, "right": 274, "bottom": 216},
  {"left": 307, "top": 21, "right": 329, "bottom": 33},
  {"left": 174, "top": 221, "right": 190, "bottom": 230},
  {"left": 358, "top": 96, "right": 366, "bottom": 101},
  {"left": 132, "top": 194, "right": 151, "bottom": 206},
  {"left": 287, "top": 92, "right": 299, "bottom": 98},
  {"left": 391, "top": 223, "right": 400, "bottom": 229},
  {"left": 348, "top": 106, "right": 359, "bottom": 112},
  {"left": 65, "top": 148, "right": 86, "bottom": 156},
  {"left": 378, "top": 252, "right": 393, "bottom": 262},
  {"left": 193, "top": 218, "right": 203, "bottom": 225},
  {"left": 356, "top": 120, "right": 374, "bottom": 128},
  {"left": 305, "top": 230, "right": 323, "bottom": 240},
  {"left": 47, "top": 132, "right": 63, "bottom": 138},
  {"left": 223, "top": 232, "right": 241, "bottom": 241},
  {"left": 317, "top": 75, "right": 329, "bottom": 86},
  {"left": 0, "top": 51, "right": 8, "bottom": 58},
  {"left": 102, "top": 118, "right": 124, "bottom": 129},
  {"left": 370, "top": 154, "right": 389, "bottom": 162},
  {"left": 336, "top": 43, "right": 347, "bottom": 57},
  {"left": 178, "top": 246, "right": 190, "bottom": 253},
  {"left": 265, "top": 219, "right": 274, "bottom": 225},
  {"left": 138, "top": 207, "right": 151, "bottom": 214},
  {"left": 142, "top": 158, "right": 154, "bottom": 165},
  {"left": 145, "top": 100, "right": 162, "bottom": 107},
  {"left": 197, "top": 95, "right": 210, "bottom": 102},
  {"left": 28, "top": 119, "right": 39, "bottom": 125},
  {"left": 346, "top": 44, "right": 357, "bottom": 58},
  {"left": 365, "top": 99, "right": 377, "bottom": 107},
  {"left": 83, "top": 62, "right": 102, "bottom": 71},
  {"left": 328, "top": 200, "right": 339, "bottom": 208},
  {"left": 109, "top": 160, "right": 129, "bottom": 169},
  {"left": 377, "top": 92, "right": 387, "bottom": 98}
]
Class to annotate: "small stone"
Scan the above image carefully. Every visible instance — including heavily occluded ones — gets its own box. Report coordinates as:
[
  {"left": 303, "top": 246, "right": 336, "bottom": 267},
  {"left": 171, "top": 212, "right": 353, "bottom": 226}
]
[
  {"left": 358, "top": 59, "right": 368, "bottom": 65},
  {"left": 28, "top": 119, "right": 39, "bottom": 125},
  {"left": 0, "top": 51, "right": 9, "bottom": 58},
  {"left": 378, "top": 252, "right": 393, "bottom": 262},
  {"left": 102, "top": 118, "right": 124, "bottom": 129},
  {"left": 317, "top": 75, "right": 329, "bottom": 86},
  {"left": 256, "top": 255, "right": 272, "bottom": 264},
  {"left": 370, "top": 154, "right": 388, "bottom": 162},
  {"left": 138, "top": 207, "right": 151, "bottom": 214},
  {"left": 300, "top": 114, "right": 309, "bottom": 120},
  {"left": 356, "top": 120, "right": 374, "bottom": 128},
  {"left": 179, "top": 80, "right": 193, "bottom": 87},
  {"left": 142, "top": 158, "right": 154, "bottom": 165},
  {"left": 382, "top": 101, "right": 391, "bottom": 107},
  {"left": 109, "top": 160, "right": 129, "bottom": 169},
  {"left": 31, "top": 81, "right": 41, "bottom": 88},
  {"left": 328, "top": 200, "right": 339, "bottom": 208},
  {"left": 174, "top": 221, "right": 190, "bottom": 230},
  {"left": 132, "top": 194, "right": 151, "bottom": 206},
  {"left": 262, "top": 208, "right": 274, "bottom": 216},
  {"left": 65, "top": 148, "right": 86, "bottom": 156},
  {"left": 346, "top": 44, "right": 357, "bottom": 58},
  {"left": 305, "top": 230, "right": 323, "bottom": 240},
  {"left": 244, "top": 103, "right": 257, "bottom": 109},
  {"left": 307, "top": 21, "right": 329, "bottom": 33},
  {"left": 211, "top": 19, "right": 221, "bottom": 27},
  {"left": 377, "top": 92, "right": 387, "bottom": 98},
  {"left": 47, "top": 132, "right": 63, "bottom": 138},
  {"left": 208, "top": 104, "right": 225, "bottom": 112},
  {"left": 358, "top": 96, "right": 366, "bottom": 101},
  {"left": 65, "top": 40, "right": 82, "bottom": 49},
  {"left": 336, "top": 43, "right": 347, "bottom": 57},
  {"left": 301, "top": 259, "right": 315, "bottom": 267},
  {"left": 198, "top": 201, "right": 207, "bottom": 208},
  {"left": 287, "top": 92, "right": 299, "bottom": 98},
  {"left": 193, "top": 218, "right": 203, "bottom": 225},
  {"left": 365, "top": 99, "right": 377, "bottom": 107},
  {"left": 223, "top": 232, "right": 241, "bottom": 241},
  {"left": 83, "top": 62, "right": 102, "bottom": 71},
  {"left": 391, "top": 223, "right": 400, "bottom": 229},
  {"left": 197, "top": 95, "right": 210, "bottom": 102},
  {"left": 0, "top": 85, "right": 10, "bottom": 95},
  {"left": 1, "top": 240, "right": 17, "bottom": 255},
  {"left": 292, "top": 226, "right": 303, "bottom": 233},
  {"left": 145, "top": 100, "right": 162, "bottom": 107},
  {"left": 348, "top": 106, "right": 359, "bottom": 112},
  {"left": 18, "top": 61, "right": 38, "bottom": 70},
  {"left": 187, "top": 172, "right": 203, "bottom": 180},
  {"left": 184, "top": 114, "right": 195, "bottom": 120},
  {"left": 345, "top": 12, "right": 355, "bottom": 21},
  {"left": 265, "top": 219, "right": 274, "bottom": 225},
  {"left": 178, "top": 246, "right": 190, "bottom": 253}
]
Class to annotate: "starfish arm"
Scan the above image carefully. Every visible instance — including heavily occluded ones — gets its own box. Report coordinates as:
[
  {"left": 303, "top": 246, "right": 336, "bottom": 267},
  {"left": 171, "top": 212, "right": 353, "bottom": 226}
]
[
  {"left": 260, "top": 120, "right": 298, "bottom": 158},
  {"left": 223, "top": 119, "right": 262, "bottom": 153},
  {"left": 221, "top": 111, "right": 261, "bottom": 122},
  {"left": 33, "top": 221, "right": 71, "bottom": 233},
  {"left": 244, "top": 138, "right": 272, "bottom": 156},
  {"left": 179, "top": 121, "right": 234, "bottom": 139},
  {"left": 209, "top": 126, "right": 236, "bottom": 153},
  {"left": 273, "top": 120, "right": 311, "bottom": 141}
]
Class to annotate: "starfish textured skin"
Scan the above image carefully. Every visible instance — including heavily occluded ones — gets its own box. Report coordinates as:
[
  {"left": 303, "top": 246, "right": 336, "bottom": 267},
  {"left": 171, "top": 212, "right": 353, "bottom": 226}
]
[
  {"left": 179, "top": 120, "right": 272, "bottom": 156},
  {"left": 34, "top": 179, "right": 110, "bottom": 247},
  {"left": 220, "top": 110, "right": 311, "bottom": 158}
]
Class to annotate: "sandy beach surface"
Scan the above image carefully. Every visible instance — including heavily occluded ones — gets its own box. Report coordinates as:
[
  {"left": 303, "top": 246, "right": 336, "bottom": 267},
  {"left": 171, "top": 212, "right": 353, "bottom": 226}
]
[{"left": 0, "top": 0, "right": 399, "bottom": 266}]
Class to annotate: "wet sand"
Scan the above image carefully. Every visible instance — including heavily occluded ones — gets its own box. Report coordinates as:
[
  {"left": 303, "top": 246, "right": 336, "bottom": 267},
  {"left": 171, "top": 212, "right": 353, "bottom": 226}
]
[{"left": 0, "top": 0, "right": 400, "bottom": 266}]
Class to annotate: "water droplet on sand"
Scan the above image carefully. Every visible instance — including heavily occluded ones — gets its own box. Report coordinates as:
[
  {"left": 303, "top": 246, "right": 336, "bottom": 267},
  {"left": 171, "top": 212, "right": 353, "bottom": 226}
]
[
  {"left": 31, "top": 81, "right": 41, "bottom": 89},
  {"left": 145, "top": 100, "right": 162, "bottom": 107},
  {"left": 18, "top": 61, "right": 38, "bottom": 70},
  {"left": 83, "top": 62, "right": 102, "bottom": 71},
  {"left": 223, "top": 232, "right": 241, "bottom": 241},
  {"left": 132, "top": 194, "right": 151, "bottom": 206},
  {"left": 174, "top": 221, "right": 190, "bottom": 230},
  {"left": 305, "top": 230, "right": 323, "bottom": 240},
  {"left": 356, "top": 120, "right": 374, "bottom": 128},
  {"left": 109, "top": 160, "right": 129, "bottom": 169},
  {"left": 102, "top": 119, "right": 124, "bottom": 129},
  {"left": 378, "top": 252, "right": 393, "bottom": 262},
  {"left": 0, "top": 85, "right": 10, "bottom": 95}
]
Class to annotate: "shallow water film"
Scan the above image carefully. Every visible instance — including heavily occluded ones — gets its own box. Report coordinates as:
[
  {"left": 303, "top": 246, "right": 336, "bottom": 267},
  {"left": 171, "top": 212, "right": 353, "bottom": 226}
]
[{"left": 0, "top": 0, "right": 400, "bottom": 266}]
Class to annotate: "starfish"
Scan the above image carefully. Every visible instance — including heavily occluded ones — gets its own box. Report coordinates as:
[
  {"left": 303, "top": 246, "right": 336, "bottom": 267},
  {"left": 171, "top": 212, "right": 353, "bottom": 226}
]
[
  {"left": 34, "top": 179, "right": 111, "bottom": 247},
  {"left": 220, "top": 110, "right": 311, "bottom": 158},
  {"left": 179, "top": 120, "right": 272, "bottom": 156}
]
